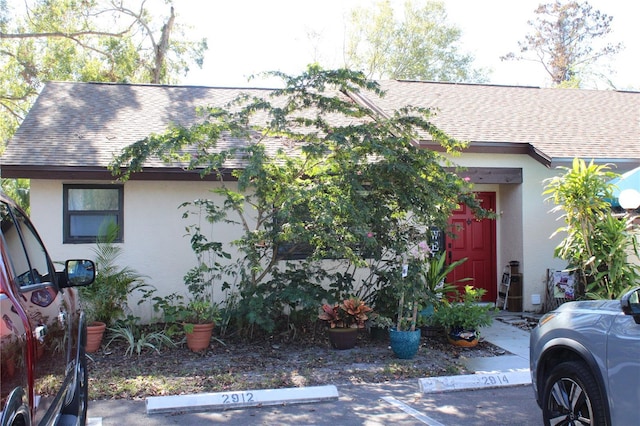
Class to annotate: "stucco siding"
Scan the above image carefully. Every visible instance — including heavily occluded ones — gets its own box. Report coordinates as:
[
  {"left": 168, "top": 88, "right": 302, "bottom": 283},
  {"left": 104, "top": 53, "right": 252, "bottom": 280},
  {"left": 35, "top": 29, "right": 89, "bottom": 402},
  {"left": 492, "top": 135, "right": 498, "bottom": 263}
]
[{"left": 31, "top": 179, "right": 238, "bottom": 321}]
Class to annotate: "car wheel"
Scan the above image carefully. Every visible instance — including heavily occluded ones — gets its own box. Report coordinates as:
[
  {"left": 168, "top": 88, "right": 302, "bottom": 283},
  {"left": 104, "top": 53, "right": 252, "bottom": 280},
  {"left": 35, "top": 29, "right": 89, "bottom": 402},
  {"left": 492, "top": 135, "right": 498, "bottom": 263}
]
[
  {"left": 541, "top": 361, "right": 607, "bottom": 426},
  {"left": 63, "top": 339, "right": 88, "bottom": 424}
]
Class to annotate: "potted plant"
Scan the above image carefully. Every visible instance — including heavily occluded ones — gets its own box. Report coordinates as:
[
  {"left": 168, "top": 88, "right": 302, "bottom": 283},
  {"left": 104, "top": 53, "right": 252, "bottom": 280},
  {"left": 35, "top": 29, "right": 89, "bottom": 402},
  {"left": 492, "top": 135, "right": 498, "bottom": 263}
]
[
  {"left": 79, "top": 223, "right": 151, "bottom": 353},
  {"left": 318, "top": 297, "right": 372, "bottom": 349},
  {"left": 154, "top": 292, "right": 221, "bottom": 352},
  {"left": 419, "top": 251, "right": 470, "bottom": 338},
  {"left": 391, "top": 243, "right": 467, "bottom": 359},
  {"left": 180, "top": 298, "right": 221, "bottom": 352},
  {"left": 366, "top": 313, "right": 394, "bottom": 341},
  {"left": 432, "top": 285, "right": 495, "bottom": 347}
]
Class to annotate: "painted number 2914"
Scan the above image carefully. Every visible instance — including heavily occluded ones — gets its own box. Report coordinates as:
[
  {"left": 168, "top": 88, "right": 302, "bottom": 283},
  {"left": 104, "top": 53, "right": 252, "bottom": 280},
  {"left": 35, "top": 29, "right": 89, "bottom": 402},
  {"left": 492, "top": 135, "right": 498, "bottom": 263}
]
[
  {"left": 221, "top": 392, "right": 254, "bottom": 404},
  {"left": 481, "top": 375, "right": 509, "bottom": 386}
]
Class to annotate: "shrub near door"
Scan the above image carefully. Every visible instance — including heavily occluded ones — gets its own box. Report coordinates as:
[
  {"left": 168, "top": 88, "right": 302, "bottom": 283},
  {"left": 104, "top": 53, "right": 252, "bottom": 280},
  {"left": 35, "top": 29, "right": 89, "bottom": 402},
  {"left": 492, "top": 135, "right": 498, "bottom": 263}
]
[{"left": 433, "top": 285, "right": 495, "bottom": 347}]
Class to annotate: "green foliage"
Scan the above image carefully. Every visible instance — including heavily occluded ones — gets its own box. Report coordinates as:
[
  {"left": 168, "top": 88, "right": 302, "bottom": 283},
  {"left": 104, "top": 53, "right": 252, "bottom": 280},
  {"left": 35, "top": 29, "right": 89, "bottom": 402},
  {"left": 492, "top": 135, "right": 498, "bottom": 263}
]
[
  {"left": 106, "top": 316, "right": 175, "bottom": 357},
  {"left": 431, "top": 285, "right": 494, "bottom": 331},
  {"left": 0, "top": 178, "right": 30, "bottom": 213},
  {"left": 502, "top": 1, "right": 623, "bottom": 87},
  {"left": 152, "top": 293, "right": 220, "bottom": 335},
  {"left": 544, "top": 158, "right": 640, "bottom": 299},
  {"left": 367, "top": 313, "right": 394, "bottom": 330},
  {"left": 79, "top": 222, "right": 152, "bottom": 325},
  {"left": 394, "top": 243, "right": 469, "bottom": 331},
  {"left": 111, "top": 66, "right": 485, "bottom": 337},
  {"left": 346, "top": 0, "right": 488, "bottom": 82}
]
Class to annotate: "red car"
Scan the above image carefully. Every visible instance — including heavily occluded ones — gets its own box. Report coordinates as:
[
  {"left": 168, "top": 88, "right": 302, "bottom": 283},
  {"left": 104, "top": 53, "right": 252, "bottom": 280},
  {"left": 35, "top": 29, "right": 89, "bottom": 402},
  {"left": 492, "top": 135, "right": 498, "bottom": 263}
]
[{"left": 0, "top": 193, "right": 95, "bottom": 425}]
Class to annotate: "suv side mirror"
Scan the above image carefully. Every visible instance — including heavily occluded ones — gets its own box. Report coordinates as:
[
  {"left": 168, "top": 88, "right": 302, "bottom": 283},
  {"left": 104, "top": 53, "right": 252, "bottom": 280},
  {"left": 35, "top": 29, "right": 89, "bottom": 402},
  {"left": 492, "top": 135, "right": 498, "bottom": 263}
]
[
  {"left": 59, "top": 259, "right": 95, "bottom": 288},
  {"left": 621, "top": 287, "right": 640, "bottom": 324}
]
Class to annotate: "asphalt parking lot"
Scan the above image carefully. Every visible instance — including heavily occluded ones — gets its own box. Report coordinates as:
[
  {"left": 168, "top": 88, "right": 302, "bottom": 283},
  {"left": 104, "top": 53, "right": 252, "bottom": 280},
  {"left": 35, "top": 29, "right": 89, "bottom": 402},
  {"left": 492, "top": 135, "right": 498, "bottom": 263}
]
[{"left": 88, "top": 380, "right": 542, "bottom": 425}]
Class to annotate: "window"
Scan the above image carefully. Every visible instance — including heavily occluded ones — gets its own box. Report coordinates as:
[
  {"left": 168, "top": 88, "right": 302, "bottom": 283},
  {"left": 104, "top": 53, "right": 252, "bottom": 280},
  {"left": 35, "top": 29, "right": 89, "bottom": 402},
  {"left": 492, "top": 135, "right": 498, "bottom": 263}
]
[{"left": 63, "top": 185, "right": 123, "bottom": 243}]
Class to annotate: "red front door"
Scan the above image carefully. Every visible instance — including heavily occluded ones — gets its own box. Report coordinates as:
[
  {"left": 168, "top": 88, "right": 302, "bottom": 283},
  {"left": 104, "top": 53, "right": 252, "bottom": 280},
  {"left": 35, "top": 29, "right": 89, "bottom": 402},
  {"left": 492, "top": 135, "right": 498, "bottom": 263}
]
[{"left": 446, "top": 192, "right": 496, "bottom": 302}]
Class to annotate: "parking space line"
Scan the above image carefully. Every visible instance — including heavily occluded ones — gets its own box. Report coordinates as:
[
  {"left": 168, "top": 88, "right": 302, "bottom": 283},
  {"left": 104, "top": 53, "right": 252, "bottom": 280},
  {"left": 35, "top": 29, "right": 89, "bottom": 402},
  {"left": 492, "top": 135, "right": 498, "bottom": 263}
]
[{"left": 381, "top": 396, "right": 445, "bottom": 426}]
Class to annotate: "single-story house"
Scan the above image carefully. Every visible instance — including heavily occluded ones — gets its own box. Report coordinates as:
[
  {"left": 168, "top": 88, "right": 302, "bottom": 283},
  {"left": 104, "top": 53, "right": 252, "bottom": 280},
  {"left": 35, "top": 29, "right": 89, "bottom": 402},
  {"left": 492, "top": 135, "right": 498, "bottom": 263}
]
[{"left": 2, "top": 80, "right": 639, "bottom": 320}]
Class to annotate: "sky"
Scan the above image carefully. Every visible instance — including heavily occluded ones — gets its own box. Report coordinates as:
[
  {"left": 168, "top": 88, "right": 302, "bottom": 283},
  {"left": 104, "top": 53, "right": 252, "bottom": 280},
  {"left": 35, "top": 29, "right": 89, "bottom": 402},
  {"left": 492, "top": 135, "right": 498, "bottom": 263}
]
[{"left": 177, "top": 0, "right": 639, "bottom": 90}]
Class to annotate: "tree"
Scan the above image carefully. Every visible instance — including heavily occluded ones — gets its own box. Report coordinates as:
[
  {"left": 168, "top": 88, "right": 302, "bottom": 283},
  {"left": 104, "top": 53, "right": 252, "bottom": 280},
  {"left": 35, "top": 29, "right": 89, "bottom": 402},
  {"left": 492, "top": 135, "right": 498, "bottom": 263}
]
[
  {"left": 0, "top": 0, "right": 206, "bottom": 208},
  {"left": 502, "top": 1, "right": 623, "bottom": 87},
  {"left": 345, "top": 0, "right": 488, "bottom": 82},
  {"left": 110, "top": 66, "right": 487, "bottom": 335},
  {"left": 543, "top": 158, "right": 639, "bottom": 300}
]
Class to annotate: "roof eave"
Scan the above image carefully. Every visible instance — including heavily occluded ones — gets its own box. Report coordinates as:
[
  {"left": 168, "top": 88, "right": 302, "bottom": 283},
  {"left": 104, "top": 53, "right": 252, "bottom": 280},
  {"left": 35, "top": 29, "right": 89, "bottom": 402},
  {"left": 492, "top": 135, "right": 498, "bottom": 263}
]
[{"left": 0, "top": 165, "right": 238, "bottom": 181}]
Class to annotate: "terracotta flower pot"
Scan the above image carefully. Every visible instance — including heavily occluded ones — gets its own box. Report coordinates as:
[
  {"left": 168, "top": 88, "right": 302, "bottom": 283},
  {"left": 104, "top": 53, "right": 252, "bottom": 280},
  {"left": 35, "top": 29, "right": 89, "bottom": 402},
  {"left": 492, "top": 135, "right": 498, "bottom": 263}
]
[
  {"left": 446, "top": 327, "right": 479, "bottom": 347},
  {"left": 86, "top": 321, "right": 106, "bottom": 353},
  {"left": 327, "top": 328, "right": 358, "bottom": 350},
  {"left": 185, "top": 322, "right": 214, "bottom": 352}
]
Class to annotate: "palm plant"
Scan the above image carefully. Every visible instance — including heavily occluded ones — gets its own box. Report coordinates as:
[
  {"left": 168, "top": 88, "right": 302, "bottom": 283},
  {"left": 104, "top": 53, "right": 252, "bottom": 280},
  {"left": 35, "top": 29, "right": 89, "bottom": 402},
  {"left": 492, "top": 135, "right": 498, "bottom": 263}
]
[{"left": 79, "top": 222, "right": 152, "bottom": 326}]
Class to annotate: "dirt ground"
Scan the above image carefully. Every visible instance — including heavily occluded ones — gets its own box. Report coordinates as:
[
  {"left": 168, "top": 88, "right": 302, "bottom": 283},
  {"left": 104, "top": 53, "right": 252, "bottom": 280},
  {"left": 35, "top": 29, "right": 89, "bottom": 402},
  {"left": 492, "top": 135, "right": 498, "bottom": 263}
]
[{"left": 87, "top": 325, "right": 512, "bottom": 400}]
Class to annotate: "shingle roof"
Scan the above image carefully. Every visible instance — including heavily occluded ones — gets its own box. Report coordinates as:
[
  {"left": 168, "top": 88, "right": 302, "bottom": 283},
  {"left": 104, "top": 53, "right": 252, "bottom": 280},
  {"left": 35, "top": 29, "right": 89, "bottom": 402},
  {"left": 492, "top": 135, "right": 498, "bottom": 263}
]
[
  {"left": 1, "top": 82, "right": 279, "bottom": 170},
  {"left": 2, "top": 80, "right": 640, "bottom": 179},
  {"left": 366, "top": 80, "right": 640, "bottom": 163}
]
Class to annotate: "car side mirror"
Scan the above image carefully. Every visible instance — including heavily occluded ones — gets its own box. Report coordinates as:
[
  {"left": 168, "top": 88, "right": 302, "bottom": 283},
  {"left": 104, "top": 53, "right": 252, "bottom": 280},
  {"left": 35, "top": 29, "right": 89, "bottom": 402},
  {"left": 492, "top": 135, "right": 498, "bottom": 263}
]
[
  {"left": 620, "top": 287, "right": 640, "bottom": 325},
  {"left": 60, "top": 259, "right": 95, "bottom": 288}
]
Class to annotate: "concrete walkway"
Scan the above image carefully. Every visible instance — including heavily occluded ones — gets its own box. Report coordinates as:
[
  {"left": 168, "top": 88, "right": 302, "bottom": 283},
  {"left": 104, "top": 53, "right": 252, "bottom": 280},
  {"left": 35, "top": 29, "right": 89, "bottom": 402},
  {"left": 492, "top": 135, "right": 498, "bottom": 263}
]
[
  {"left": 419, "top": 312, "right": 537, "bottom": 393},
  {"left": 464, "top": 314, "right": 532, "bottom": 373}
]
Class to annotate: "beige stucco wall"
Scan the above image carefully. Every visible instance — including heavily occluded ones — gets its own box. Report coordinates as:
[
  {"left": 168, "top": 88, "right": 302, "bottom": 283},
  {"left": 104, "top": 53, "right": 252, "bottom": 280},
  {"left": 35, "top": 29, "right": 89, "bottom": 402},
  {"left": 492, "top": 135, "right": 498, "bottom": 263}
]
[
  {"left": 30, "top": 179, "right": 238, "bottom": 321},
  {"left": 29, "top": 154, "right": 568, "bottom": 320}
]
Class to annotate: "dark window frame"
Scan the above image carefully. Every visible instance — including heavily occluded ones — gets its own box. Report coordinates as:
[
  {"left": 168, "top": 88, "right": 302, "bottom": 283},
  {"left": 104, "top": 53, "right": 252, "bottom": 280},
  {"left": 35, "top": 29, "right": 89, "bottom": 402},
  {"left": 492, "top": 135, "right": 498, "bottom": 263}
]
[{"left": 63, "top": 184, "right": 124, "bottom": 244}]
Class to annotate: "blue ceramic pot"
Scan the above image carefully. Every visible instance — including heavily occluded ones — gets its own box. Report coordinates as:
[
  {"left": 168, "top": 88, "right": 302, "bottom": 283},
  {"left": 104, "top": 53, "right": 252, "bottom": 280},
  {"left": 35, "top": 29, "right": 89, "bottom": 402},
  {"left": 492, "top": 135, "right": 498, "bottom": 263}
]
[{"left": 389, "top": 328, "right": 421, "bottom": 359}]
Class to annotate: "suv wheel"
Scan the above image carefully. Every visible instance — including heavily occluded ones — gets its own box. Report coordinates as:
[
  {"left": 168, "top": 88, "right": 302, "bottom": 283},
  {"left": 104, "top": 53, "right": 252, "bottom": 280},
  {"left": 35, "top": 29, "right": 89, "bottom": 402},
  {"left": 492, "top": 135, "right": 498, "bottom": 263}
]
[
  {"left": 541, "top": 361, "right": 607, "bottom": 426},
  {"left": 62, "top": 343, "right": 88, "bottom": 424}
]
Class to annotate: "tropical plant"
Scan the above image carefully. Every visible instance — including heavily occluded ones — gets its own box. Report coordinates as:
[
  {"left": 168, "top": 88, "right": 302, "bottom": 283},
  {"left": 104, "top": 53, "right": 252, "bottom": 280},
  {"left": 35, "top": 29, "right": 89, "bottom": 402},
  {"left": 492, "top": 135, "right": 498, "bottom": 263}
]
[
  {"left": 318, "top": 297, "right": 372, "bottom": 329},
  {"left": 105, "top": 316, "right": 175, "bottom": 357},
  {"left": 79, "top": 222, "right": 152, "bottom": 326},
  {"left": 543, "top": 158, "right": 640, "bottom": 299},
  {"left": 422, "top": 251, "right": 470, "bottom": 306},
  {"left": 151, "top": 200, "right": 227, "bottom": 334},
  {"left": 152, "top": 292, "right": 221, "bottom": 335},
  {"left": 395, "top": 242, "right": 468, "bottom": 332},
  {"left": 432, "top": 285, "right": 494, "bottom": 332}
]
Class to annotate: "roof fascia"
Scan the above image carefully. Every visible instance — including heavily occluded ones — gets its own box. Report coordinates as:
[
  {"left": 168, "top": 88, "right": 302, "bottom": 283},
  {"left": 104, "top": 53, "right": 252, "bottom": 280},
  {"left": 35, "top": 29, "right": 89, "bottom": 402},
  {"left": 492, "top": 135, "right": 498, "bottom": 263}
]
[{"left": 0, "top": 166, "right": 238, "bottom": 181}]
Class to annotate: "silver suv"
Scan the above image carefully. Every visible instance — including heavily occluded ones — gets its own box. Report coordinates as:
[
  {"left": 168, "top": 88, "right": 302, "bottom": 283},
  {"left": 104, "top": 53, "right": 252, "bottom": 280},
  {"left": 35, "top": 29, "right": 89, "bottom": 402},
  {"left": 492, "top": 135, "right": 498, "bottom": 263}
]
[{"left": 530, "top": 286, "right": 640, "bottom": 425}]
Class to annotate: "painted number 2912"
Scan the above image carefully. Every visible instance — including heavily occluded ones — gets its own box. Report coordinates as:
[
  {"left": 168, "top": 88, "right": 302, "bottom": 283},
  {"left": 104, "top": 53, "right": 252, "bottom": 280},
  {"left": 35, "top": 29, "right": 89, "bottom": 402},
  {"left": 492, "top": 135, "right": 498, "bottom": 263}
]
[{"left": 222, "top": 392, "right": 254, "bottom": 404}]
